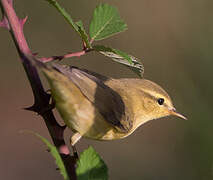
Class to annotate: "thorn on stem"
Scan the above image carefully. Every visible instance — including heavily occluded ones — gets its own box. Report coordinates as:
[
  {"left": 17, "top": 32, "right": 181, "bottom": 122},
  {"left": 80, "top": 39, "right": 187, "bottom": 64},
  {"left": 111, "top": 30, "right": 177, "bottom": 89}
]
[
  {"left": 23, "top": 104, "right": 38, "bottom": 113},
  {"left": 19, "top": 16, "right": 28, "bottom": 29},
  {"left": 24, "top": 97, "right": 54, "bottom": 115},
  {"left": 0, "top": 16, "right": 10, "bottom": 30}
]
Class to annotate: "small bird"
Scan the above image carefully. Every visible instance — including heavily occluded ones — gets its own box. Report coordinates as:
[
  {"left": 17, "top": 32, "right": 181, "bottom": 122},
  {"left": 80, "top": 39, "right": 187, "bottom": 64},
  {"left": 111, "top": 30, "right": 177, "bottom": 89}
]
[{"left": 31, "top": 57, "right": 186, "bottom": 146}]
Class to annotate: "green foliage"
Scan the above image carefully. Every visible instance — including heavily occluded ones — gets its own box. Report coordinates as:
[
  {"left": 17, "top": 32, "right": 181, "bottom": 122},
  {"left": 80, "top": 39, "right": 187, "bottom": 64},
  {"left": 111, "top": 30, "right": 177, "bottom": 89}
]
[
  {"left": 21, "top": 1, "right": 145, "bottom": 179},
  {"left": 44, "top": 0, "right": 91, "bottom": 48},
  {"left": 41, "top": 3, "right": 144, "bottom": 178},
  {"left": 76, "top": 146, "right": 108, "bottom": 180},
  {"left": 44, "top": 2, "right": 127, "bottom": 45},
  {"left": 25, "top": 131, "right": 69, "bottom": 180},
  {"left": 89, "top": 4, "right": 127, "bottom": 41},
  {"left": 76, "top": 20, "right": 91, "bottom": 48},
  {"left": 94, "top": 45, "right": 144, "bottom": 77},
  {"left": 45, "top": 0, "right": 78, "bottom": 32},
  {"left": 44, "top": 1, "right": 144, "bottom": 75}
]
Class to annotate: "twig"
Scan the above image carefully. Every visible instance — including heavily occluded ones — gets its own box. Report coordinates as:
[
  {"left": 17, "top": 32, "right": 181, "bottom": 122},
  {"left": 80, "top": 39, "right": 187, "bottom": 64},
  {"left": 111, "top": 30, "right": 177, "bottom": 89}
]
[
  {"left": 0, "top": 0, "right": 76, "bottom": 179},
  {"left": 39, "top": 50, "right": 88, "bottom": 62}
]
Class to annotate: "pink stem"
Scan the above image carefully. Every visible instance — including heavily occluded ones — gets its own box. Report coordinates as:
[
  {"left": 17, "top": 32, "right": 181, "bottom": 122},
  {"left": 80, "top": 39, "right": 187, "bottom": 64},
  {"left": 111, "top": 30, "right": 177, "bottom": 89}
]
[
  {"left": 39, "top": 50, "right": 86, "bottom": 62},
  {"left": 1, "top": 0, "right": 31, "bottom": 56},
  {"left": 0, "top": 1, "right": 77, "bottom": 178}
]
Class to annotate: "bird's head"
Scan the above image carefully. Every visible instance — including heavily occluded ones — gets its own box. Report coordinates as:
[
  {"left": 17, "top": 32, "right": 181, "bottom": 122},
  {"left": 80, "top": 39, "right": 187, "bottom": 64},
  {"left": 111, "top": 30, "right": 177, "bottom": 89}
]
[{"left": 136, "top": 79, "right": 187, "bottom": 121}]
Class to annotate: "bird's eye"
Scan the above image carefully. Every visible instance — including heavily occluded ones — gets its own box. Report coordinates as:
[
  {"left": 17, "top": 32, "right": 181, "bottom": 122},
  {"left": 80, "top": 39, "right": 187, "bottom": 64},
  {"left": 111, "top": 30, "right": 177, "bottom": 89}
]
[{"left": 157, "top": 98, "right": 164, "bottom": 105}]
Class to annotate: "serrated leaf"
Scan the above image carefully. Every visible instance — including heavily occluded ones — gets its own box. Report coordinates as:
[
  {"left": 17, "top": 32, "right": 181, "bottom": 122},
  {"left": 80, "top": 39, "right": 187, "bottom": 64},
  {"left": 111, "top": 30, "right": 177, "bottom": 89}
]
[
  {"left": 93, "top": 45, "right": 144, "bottom": 77},
  {"left": 76, "top": 20, "right": 91, "bottom": 48},
  {"left": 44, "top": 0, "right": 80, "bottom": 36},
  {"left": 24, "top": 131, "right": 69, "bottom": 180},
  {"left": 76, "top": 146, "right": 108, "bottom": 180},
  {"left": 90, "top": 4, "right": 127, "bottom": 41}
]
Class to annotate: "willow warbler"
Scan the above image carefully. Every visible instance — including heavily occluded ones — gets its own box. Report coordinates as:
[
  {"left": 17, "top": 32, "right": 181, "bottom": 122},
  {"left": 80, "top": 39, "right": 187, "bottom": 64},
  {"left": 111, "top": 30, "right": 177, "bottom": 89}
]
[{"left": 31, "top": 57, "right": 186, "bottom": 146}]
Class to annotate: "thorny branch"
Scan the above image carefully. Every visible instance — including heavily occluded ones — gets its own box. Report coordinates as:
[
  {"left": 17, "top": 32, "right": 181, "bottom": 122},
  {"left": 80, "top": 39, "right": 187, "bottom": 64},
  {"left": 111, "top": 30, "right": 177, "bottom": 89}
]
[
  {"left": 39, "top": 49, "right": 89, "bottom": 62},
  {"left": 0, "top": 0, "right": 77, "bottom": 179}
]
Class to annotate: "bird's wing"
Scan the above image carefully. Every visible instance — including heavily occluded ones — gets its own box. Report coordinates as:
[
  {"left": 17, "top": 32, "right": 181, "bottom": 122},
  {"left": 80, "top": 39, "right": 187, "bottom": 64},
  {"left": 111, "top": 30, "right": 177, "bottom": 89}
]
[{"left": 52, "top": 64, "right": 133, "bottom": 133}]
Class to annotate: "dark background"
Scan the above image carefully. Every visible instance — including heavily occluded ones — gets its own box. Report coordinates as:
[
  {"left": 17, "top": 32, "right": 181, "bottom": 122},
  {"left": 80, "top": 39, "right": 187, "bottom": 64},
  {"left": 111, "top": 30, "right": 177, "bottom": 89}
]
[{"left": 0, "top": 0, "right": 213, "bottom": 179}]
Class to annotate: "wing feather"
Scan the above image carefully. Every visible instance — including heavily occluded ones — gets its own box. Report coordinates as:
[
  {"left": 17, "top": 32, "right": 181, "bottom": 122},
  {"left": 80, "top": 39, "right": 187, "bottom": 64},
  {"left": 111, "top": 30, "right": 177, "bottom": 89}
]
[{"left": 52, "top": 64, "right": 132, "bottom": 133}]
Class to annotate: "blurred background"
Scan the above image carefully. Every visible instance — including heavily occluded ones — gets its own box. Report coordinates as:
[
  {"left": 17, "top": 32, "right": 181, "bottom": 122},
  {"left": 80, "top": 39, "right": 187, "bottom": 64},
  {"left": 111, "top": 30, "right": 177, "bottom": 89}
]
[{"left": 0, "top": 0, "right": 213, "bottom": 179}]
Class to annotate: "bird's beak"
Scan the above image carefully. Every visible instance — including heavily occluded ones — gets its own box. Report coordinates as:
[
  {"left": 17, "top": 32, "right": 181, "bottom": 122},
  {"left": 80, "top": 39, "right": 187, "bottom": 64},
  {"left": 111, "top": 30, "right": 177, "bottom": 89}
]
[{"left": 169, "top": 108, "right": 187, "bottom": 120}]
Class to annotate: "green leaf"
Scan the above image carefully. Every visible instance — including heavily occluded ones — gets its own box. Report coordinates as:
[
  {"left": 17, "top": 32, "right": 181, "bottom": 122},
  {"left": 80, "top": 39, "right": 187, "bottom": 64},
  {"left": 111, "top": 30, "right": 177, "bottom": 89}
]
[
  {"left": 93, "top": 45, "right": 144, "bottom": 77},
  {"left": 90, "top": 4, "right": 127, "bottom": 41},
  {"left": 44, "top": 0, "right": 80, "bottom": 36},
  {"left": 76, "top": 146, "right": 108, "bottom": 180},
  {"left": 24, "top": 131, "right": 69, "bottom": 180},
  {"left": 76, "top": 21, "right": 92, "bottom": 49}
]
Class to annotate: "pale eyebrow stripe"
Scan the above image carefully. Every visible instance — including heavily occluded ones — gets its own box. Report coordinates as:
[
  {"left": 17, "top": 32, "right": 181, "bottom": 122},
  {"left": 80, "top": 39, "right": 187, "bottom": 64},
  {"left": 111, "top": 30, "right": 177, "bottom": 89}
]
[{"left": 140, "top": 89, "right": 168, "bottom": 107}]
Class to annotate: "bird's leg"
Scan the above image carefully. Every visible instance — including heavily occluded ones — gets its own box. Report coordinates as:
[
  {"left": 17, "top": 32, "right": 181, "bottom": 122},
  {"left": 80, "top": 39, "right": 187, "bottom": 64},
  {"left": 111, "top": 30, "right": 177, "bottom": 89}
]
[
  {"left": 46, "top": 89, "right": 55, "bottom": 110},
  {"left": 70, "top": 132, "right": 82, "bottom": 159},
  {"left": 36, "top": 90, "right": 55, "bottom": 115},
  {"left": 49, "top": 96, "right": 56, "bottom": 110}
]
